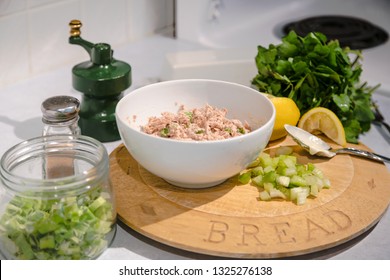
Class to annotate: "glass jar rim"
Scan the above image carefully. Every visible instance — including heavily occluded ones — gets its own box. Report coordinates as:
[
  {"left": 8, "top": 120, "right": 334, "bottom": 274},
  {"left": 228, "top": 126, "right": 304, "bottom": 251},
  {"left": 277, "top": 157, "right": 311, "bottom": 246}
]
[{"left": 0, "top": 135, "right": 109, "bottom": 197}]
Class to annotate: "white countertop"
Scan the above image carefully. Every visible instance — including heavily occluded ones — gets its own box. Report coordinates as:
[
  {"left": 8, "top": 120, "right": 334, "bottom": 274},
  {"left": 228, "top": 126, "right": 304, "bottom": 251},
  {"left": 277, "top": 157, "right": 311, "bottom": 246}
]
[{"left": 1, "top": 35, "right": 390, "bottom": 260}]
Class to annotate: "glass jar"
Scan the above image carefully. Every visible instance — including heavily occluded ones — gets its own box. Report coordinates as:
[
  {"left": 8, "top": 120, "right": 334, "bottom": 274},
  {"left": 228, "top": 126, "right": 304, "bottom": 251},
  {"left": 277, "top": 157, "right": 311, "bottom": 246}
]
[{"left": 0, "top": 135, "right": 116, "bottom": 260}]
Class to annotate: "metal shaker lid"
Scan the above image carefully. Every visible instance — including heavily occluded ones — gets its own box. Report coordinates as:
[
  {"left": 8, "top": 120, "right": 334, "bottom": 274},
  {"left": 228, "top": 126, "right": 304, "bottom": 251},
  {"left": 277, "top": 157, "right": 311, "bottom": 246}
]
[{"left": 41, "top": 95, "right": 80, "bottom": 124}]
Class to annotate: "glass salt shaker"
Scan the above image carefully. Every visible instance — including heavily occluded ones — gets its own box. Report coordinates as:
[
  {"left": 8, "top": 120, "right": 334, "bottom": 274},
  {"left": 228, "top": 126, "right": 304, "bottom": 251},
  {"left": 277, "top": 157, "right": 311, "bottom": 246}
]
[
  {"left": 41, "top": 95, "right": 81, "bottom": 136},
  {"left": 41, "top": 96, "right": 81, "bottom": 179}
]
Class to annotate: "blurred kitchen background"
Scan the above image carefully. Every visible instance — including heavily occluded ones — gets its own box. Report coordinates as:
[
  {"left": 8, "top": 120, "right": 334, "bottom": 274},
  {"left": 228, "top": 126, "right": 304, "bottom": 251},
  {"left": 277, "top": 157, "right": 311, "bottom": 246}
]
[
  {"left": 1, "top": 0, "right": 390, "bottom": 91},
  {"left": 1, "top": 0, "right": 389, "bottom": 93},
  {"left": 0, "top": 0, "right": 175, "bottom": 88}
]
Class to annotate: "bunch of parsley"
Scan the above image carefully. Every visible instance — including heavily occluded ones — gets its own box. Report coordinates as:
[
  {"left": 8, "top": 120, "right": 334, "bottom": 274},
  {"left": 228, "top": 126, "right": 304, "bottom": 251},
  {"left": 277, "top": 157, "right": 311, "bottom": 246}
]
[{"left": 251, "top": 31, "right": 379, "bottom": 143}]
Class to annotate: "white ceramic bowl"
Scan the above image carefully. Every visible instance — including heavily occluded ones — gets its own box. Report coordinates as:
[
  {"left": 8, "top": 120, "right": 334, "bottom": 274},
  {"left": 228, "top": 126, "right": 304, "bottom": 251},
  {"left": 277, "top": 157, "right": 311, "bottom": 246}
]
[{"left": 115, "top": 79, "right": 275, "bottom": 188}]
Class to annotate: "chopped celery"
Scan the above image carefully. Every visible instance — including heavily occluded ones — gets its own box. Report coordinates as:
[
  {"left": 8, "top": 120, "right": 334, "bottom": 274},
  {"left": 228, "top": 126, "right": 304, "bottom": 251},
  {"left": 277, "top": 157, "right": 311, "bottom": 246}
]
[
  {"left": 259, "top": 190, "right": 271, "bottom": 201},
  {"left": 290, "top": 175, "right": 307, "bottom": 187},
  {"left": 263, "top": 165, "right": 275, "bottom": 174},
  {"left": 238, "top": 171, "right": 252, "bottom": 184},
  {"left": 310, "top": 184, "right": 319, "bottom": 197},
  {"left": 251, "top": 166, "right": 264, "bottom": 177},
  {"left": 89, "top": 196, "right": 107, "bottom": 212},
  {"left": 279, "top": 166, "right": 297, "bottom": 176},
  {"left": 0, "top": 187, "right": 115, "bottom": 260},
  {"left": 239, "top": 146, "right": 331, "bottom": 205},
  {"left": 14, "top": 234, "right": 35, "bottom": 259},
  {"left": 270, "top": 188, "right": 287, "bottom": 199},
  {"left": 263, "top": 182, "right": 274, "bottom": 193},
  {"left": 263, "top": 171, "right": 277, "bottom": 183},
  {"left": 296, "top": 191, "right": 308, "bottom": 205},
  {"left": 39, "top": 235, "right": 55, "bottom": 249},
  {"left": 252, "top": 175, "right": 263, "bottom": 187},
  {"left": 276, "top": 176, "right": 290, "bottom": 187}
]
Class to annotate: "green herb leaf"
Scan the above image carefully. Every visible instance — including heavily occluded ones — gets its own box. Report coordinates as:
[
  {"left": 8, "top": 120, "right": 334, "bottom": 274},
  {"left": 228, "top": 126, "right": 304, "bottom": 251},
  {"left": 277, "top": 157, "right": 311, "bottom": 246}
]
[{"left": 332, "top": 93, "right": 351, "bottom": 113}]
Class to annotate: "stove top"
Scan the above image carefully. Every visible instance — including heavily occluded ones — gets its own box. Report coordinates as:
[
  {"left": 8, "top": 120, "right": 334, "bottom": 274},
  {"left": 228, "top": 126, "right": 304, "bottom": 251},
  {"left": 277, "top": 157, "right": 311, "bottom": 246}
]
[
  {"left": 282, "top": 15, "right": 389, "bottom": 50},
  {"left": 174, "top": 0, "right": 390, "bottom": 91}
]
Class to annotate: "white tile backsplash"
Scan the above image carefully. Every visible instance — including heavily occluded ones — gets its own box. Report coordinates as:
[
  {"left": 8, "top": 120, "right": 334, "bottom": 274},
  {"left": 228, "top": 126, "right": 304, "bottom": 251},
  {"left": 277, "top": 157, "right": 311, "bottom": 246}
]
[
  {"left": 0, "top": 12, "right": 29, "bottom": 85},
  {"left": 27, "top": 0, "right": 65, "bottom": 9},
  {"left": 0, "top": 0, "right": 174, "bottom": 88},
  {"left": 29, "top": 0, "right": 82, "bottom": 74},
  {"left": 127, "top": 0, "right": 174, "bottom": 40},
  {"left": 0, "top": 0, "right": 27, "bottom": 16},
  {"left": 80, "top": 0, "right": 128, "bottom": 45}
]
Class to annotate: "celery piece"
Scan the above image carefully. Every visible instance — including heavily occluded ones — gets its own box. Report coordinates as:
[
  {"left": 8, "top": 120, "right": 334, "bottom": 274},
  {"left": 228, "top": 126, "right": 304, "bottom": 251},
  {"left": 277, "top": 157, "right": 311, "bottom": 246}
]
[
  {"left": 290, "top": 175, "right": 307, "bottom": 187},
  {"left": 58, "top": 242, "right": 81, "bottom": 256},
  {"left": 238, "top": 171, "right": 251, "bottom": 184},
  {"left": 14, "top": 234, "right": 34, "bottom": 260},
  {"left": 305, "top": 175, "right": 324, "bottom": 189},
  {"left": 290, "top": 187, "right": 302, "bottom": 201},
  {"left": 296, "top": 191, "right": 308, "bottom": 205},
  {"left": 89, "top": 196, "right": 107, "bottom": 212},
  {"left": 276, "top": 176, "right": 290, "bottom": 187},
  {"left": 276, "top": 185, "right": 290, "bottom": 200},
  {"left": 279, "top": 166, "right": 297, "bottom": 176},
  {"left": 94, "top": 204, "right": 113, "bottom": 220},
  {"left": 263, "top": 182, "right": 274, "bottom": 193},
  {"left": 0, "top": 236, "right": 18, "bottom": 255},
  {"left": 310, "top": 184, "right": 319, "bottom": 197},
  {"left": 277, "top": 155, "right": 296, "bottom": 168},
  {"left": 259, "top": 190, "right": 271, "bottom": 201},
  {"left": 312, "top": 167, "right": 324, "bottom": 178},
  {"left": 307, "top": 163, "right": 316, "bottom": 172},
  {"left": 263, "top": 171, "right": 277, "bottom": 183},
  {"left": 36, "top": 219, "right": 60, "bottom": 234},
  {"left": 322, "top": 178, "right": 331, "bottom": 188},
  {"left": 263, "top": 165, "right": 275, "bottom": 173},
  {"left": 39, "top": 235, "right": 55, "bottom": 249},
  {"left": 270, "top": 188, "right": 287, "bottom": 199},
  {"left": 259, "top": 153, "right": 273, "bottom": 167},
  {"left": 251, "top": 166, "right": 264, "bottom": 177},
  {"left": 27, "top": 210, "right": 46, "bottom": 223},
  {"left": 296, "top": 164, "right": 306, "bottom": 176},
  {"left": 271, "top": 157, "right": 280, "bottom": 168},
  {"left": 252, "top": 175, "right": 264, "bottom": 187},
  {"left": 4, "top": 203, "right": 22, "bottom": 215}
]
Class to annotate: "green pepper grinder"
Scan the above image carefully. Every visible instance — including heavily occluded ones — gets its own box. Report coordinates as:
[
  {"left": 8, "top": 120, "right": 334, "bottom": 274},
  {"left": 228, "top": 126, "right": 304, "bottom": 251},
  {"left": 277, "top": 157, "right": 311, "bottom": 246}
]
[{"left": 69, "top": 19, "right": 131, "bottom": 142}]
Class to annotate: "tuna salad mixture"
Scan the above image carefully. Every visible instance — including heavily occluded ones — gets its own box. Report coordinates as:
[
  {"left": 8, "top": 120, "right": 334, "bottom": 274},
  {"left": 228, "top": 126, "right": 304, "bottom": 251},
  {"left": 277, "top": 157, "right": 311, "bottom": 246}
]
[{"left": 141, "top": 104, "right": 251, "bottom": 141}]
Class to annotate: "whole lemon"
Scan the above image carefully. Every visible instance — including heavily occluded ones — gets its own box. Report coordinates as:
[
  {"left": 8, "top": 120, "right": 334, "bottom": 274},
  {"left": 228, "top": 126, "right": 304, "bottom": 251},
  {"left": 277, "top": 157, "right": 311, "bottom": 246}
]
[{"left": 267, "top": 95, "right": 300, "bottom": 141}]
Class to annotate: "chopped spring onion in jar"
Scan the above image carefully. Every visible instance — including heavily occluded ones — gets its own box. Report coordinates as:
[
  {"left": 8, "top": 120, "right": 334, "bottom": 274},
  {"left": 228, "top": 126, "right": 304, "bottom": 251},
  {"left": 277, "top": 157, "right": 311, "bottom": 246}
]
[
  {"left": 0, "top": 188, "right": 115, "bottom": 259},
  {"left": 238, "top": 146, "right": 330, "bottom": 205}
]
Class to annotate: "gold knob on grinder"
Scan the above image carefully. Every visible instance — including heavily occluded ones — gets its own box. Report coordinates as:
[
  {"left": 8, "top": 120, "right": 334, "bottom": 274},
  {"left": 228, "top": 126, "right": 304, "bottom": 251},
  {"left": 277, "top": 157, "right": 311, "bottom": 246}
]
[{"left": 69, "top": 19, "right": 82, "bottom": 37}]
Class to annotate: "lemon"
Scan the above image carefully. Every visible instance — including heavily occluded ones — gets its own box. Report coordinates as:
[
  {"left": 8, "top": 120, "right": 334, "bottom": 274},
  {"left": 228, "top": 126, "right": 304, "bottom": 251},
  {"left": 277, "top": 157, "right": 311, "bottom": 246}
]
[
  {"left": 298, "top": 107, "right": 347, "bottom": 147},
  {"left": 267, "top": 95, "right": 300, "bottom": 141}
]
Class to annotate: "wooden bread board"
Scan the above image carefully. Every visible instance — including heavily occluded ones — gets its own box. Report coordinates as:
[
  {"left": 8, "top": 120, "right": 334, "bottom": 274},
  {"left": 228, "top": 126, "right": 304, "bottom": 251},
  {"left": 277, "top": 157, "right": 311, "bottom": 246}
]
[{"left": 109, "top": 137, "right": 390, "bottom": 258}]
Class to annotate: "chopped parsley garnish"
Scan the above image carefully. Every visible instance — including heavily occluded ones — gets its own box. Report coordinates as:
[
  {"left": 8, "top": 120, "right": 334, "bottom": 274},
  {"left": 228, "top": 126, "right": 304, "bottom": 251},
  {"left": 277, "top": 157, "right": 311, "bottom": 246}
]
[
  {"left": 160, "top": 127, "right": 170, "bottom": 137},
  {"left": 184, "top": 112, "right": 193, "bottom": 123},
  {"left": 237, "top": 127, "right": 246, "bottom": 134}
]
